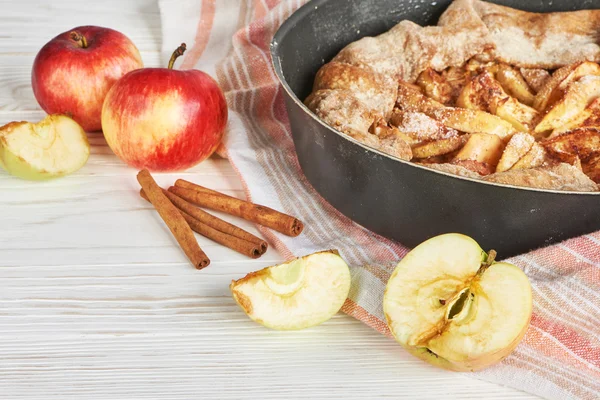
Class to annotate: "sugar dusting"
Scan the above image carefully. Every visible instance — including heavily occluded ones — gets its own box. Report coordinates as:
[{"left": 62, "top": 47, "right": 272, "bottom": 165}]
[
  {"left": 490, "top": 29, "right": 600, "bottom": 68},
  {"left": 396, "top": 112, "right": 458, "bottom": 140},
  {"left": 304, "top": 0, "right": 600, "bottom": 190}
]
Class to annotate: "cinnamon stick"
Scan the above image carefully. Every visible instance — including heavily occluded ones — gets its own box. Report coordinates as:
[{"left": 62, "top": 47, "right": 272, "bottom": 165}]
[
  {"left": 140, "top": 190, "right": 263, "bottom": 259},
  {"left": 171, "top": 180, "right": 304, "bottom": 237},
  {"left": 150, "top": 188, "right": 267, "bottom": 254},
  {"left": 136, "top": 170, "right": 209, "bottom": 269}
]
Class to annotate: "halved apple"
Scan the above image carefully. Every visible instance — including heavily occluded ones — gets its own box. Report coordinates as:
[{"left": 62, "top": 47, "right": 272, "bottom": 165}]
[
  {"left": 384, "top": 233, "right": 532, "bottom": 372},
  {"left": 0, "top": 115, "right": 89, "bottom": 180},
  {"left": 230, "top": 250, "right": 351, "bottom": 330}
]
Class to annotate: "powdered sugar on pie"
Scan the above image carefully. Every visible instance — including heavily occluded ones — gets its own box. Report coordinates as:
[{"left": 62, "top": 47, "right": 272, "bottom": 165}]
[{"left": 305, "top": 0, "right": 600, "bottom": 191}]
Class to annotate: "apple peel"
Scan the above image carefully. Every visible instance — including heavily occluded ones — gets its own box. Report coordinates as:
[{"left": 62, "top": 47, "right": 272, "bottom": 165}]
[
  {"left": 230, "top": 250, "right": 351, "bottom": 330},
  {"left": 383, "top": 233, "right": 532, "bottom": 372}
]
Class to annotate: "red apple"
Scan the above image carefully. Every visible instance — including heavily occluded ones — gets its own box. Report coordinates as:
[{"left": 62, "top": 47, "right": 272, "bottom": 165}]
[
  {"left": 32, "top": 26, "right": 143, "bottom": 132},
  {"left": 101, "top": 43, "right": 228, "bottom": 171}
]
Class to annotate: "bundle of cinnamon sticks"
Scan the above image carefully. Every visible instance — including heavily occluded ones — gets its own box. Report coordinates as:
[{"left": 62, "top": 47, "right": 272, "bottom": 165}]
[{"left": 137, "top": 169, "right": 304, "bottom": 269}]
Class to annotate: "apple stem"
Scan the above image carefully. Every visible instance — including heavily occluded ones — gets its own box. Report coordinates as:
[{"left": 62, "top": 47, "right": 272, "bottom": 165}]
[
  {"left": 168, "top": 43, "right": 187, "bottom": 69},
  {"left": 477, "top": 249, "right": 497, "bottom": 275},
  {"left": 69, "top": 31, "right": 88, "bottom": 48},
  {"left": 486, "top": 250, "right": 497, "bottom": 265}
]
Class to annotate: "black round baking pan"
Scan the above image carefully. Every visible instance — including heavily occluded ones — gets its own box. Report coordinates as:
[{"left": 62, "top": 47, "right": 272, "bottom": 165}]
[{"left": 270, "top": 0, "right": 600, "bottom": 258}]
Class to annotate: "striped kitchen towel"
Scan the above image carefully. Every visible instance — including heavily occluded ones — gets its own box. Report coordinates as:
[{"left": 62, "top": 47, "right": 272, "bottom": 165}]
[{"left": 158, "top": 1, "right": 600, "bottom": 399}]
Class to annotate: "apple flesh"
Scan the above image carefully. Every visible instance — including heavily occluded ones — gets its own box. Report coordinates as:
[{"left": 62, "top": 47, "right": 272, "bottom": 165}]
[
  {"left": 383, "top": 233, "right": 532, "bottom": 372},
  {"left": 0, "top": 115, "right": 90, "bottom": 180},
  {"left": 32, "top": 26, "right": 143, "bottom": 131},
  {"left": 101, "top": 44, "right": 227, "bottom": 171},
  {"left": 230, "top": 250, "right": 351, "bottom": 330}
]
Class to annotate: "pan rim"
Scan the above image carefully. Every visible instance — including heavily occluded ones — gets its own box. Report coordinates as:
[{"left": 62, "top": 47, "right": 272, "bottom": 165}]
[{"left": 270, "top": 0, "right": 600, "bottom": 196}]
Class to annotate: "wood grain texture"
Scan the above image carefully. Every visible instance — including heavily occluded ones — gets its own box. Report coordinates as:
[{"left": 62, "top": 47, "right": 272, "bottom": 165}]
[{"left": 0, "top": 0, "right": 540, "bottom": 398}]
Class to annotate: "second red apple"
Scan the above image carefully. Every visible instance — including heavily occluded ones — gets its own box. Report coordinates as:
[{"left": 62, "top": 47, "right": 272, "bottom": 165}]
[{"left": 101, "top": 44, "right": 228, "bottom": 171}]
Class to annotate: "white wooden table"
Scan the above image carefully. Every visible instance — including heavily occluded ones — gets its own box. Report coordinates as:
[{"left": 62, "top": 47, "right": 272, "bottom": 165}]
[{"left": 0, "top": 1, "right": 540, "bottom": 398}]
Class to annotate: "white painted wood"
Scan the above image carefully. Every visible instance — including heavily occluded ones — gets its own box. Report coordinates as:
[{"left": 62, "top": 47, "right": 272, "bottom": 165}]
[{"left": 0, "top": 1, "right": 540, "bottom": 398}]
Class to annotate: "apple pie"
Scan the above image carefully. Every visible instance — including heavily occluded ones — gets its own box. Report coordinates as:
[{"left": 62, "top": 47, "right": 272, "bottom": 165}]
[{"left": 305, "top": 0, "right": 600, "bottom": 192}]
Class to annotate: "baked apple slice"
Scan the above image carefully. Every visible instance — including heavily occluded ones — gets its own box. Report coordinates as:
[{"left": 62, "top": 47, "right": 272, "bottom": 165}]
[
  {"left": 509, "top": 142, "right": 547, "bottom": 170},
  {"left": 453, "top": 133, "right": 505, "bottom": 171},
  {"left": 542, "top": 128, "right": 600, "bottom": 162},
  {"left": 411, "top": 136, "right": 467, "bottom": 159},
  {"left": 535, "top": 76, "right": 600, "bottom": 134},
  {"left": 550, "top": 98, "right": 600, "bottom": 137},
  {"left": 0, "top": 115, "right": 89, "bottom": 180},
  {"left": 493, "top": 97, "right": 538, "bottom": 133},
  {"left": 433, "top": 108, "right": 516, "bottom": 140},
  {"left": 397, "top": 81, "right": 517, "bottom": 140},
  {"left": 390, "top": 110, "right": 458, "bottom": 143},
  {"left": 533, "top": 61, "right": 600, "bottom": 112},
  {"left": 495, "top": 64, "right": 535, "bottom": 106},
  {"left": 384, "top": 233, "right": 532, "bottom": 372},
  {"left": 456, "top": 72, "right": 488, "bottom": 111},
  {"left": 519, "top": 68, "right": 550, "bottom": 93},
  {"left": 458, "top": 71, "right": 538, "bottom": 132},
  {"left": 496, "top": 132, "right": 535, "bottom": 172},
  {"left": 417, "top": 68, "right": 453, "bottom": 105},
  {"left": 230, "top": 250, "right": 351, "bottom": 330},
  {"left": 396, "top": 82, "right": 445, "bottom": 114}
]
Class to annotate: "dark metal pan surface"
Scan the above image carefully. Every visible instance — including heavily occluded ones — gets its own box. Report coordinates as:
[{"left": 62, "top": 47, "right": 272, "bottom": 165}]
[{"left": 271, "top": 0, "right": 600, "bottom": 258}]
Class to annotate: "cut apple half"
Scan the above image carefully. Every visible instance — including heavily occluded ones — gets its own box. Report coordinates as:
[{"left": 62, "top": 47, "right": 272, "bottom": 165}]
[
  {"left": 0, "top": 114, "right": 89, "bottom": 180},
  {"left": 230, "top": 250, "right": 351, "bottom": 330},
  {"left": 384, "top": 233, "right": 532, "bottom": 372}
]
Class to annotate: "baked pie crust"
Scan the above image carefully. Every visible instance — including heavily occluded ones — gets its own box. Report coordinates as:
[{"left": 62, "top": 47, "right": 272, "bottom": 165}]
[{"left": 306, "top": 0, "right": 600, "bottom": 191}]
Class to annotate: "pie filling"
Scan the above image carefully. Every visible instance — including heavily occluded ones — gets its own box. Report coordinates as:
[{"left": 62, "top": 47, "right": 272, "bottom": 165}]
[{"left": 306, "top": 0, "right": 600, "bottom": 192}]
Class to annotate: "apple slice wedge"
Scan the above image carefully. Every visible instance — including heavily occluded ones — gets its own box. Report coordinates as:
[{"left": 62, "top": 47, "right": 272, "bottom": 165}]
[
  {"left": 533, "top": 61, "right": 600, "bottom": 112},
  {"left": 384, "top": 233, "right": 532, "bottom": 372},
  {"left": 535, "top": 75, "right": 600, "bottom": 134},
  {"left": 495, "top": 64, "right": 535, "bottom": 106},
  {"left": 452, "top": 133, "right": 505, "bottom": 171},
  {"left": 496, "top": 132, "right": 535, "bottom": 172},
  {"left": 230, "top": 250, "right": 351, "bottom": 330},
  {"left": 0, "top": 115, "right": 89, "bottom": 180}
]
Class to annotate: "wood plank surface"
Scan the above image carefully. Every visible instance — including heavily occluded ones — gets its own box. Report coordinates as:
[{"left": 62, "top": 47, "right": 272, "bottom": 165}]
[{"left": 0, "top": 0, "right": 539, "bottom": 398}]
